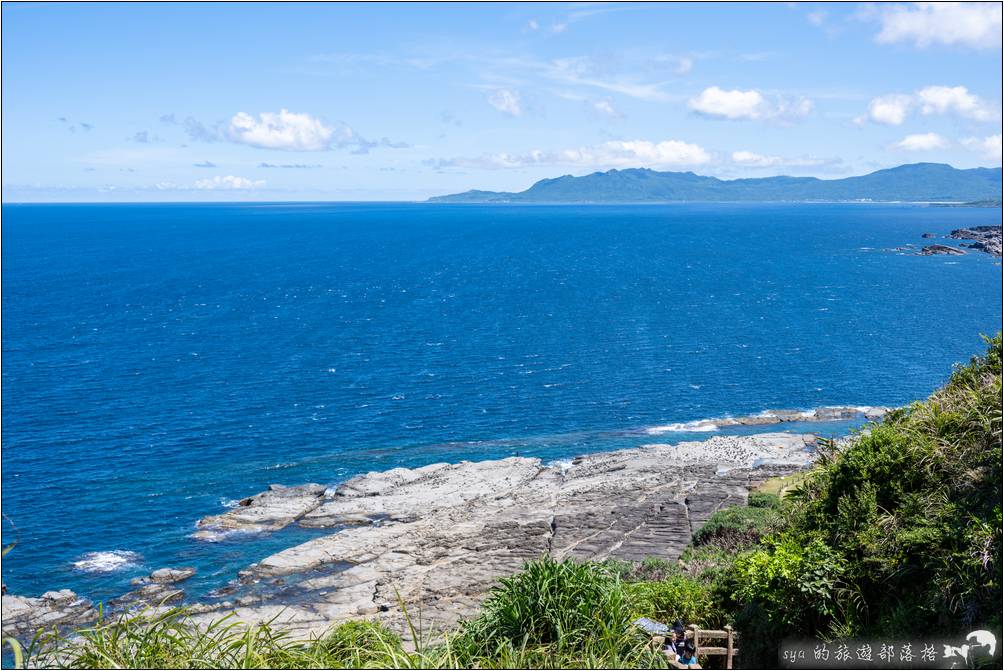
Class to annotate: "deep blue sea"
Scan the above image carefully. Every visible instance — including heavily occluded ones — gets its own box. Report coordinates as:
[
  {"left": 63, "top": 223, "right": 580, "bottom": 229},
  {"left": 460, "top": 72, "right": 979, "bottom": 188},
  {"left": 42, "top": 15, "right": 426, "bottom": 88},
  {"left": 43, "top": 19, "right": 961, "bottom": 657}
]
[{"left": 2, "top": 202, "right": 1001, "bottom": 603}]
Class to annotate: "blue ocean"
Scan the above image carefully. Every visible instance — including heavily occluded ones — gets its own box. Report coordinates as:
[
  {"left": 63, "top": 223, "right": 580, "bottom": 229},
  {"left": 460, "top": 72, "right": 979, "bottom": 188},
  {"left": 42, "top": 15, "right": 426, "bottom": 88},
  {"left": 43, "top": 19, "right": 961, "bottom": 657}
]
[{"left": 2, "top": 202, "right": 1001, "bottom": 603}]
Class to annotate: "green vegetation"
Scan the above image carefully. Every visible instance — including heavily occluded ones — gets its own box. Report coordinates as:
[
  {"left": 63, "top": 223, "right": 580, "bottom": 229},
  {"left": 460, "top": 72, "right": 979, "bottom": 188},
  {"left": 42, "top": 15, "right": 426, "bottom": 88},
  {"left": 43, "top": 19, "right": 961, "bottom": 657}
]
[
  {"left": 691, "top": 492, "right": 782, "bottom": 552},
  {"left": 431, "top": 163, "right": 1004, "bottom": 203},
  {"left": 10, "top": 334, "right": 1001, "bottom": 668}
]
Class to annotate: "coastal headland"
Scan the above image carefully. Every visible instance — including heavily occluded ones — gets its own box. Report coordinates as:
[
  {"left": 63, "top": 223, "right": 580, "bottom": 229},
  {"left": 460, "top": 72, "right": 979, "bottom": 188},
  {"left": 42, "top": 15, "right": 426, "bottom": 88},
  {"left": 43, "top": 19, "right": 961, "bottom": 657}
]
[{"left": 2, "top": 406, "right": 888, "bottom": 644}]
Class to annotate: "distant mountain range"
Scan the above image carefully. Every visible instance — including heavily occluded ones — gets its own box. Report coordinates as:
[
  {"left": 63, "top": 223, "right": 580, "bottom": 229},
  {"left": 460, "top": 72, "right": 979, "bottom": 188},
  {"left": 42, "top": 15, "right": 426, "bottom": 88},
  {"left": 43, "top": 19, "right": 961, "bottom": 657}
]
[{"left": 429, "top": 163, "right": 1003, "bottom": 203}]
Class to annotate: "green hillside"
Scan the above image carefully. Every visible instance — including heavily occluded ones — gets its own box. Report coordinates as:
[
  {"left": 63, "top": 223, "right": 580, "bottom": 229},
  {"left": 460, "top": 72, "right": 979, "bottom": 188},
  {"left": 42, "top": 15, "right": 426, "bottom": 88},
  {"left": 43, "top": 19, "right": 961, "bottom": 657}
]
[{"left": 430, "top": 163, "right": 1004, "bottom": 203}]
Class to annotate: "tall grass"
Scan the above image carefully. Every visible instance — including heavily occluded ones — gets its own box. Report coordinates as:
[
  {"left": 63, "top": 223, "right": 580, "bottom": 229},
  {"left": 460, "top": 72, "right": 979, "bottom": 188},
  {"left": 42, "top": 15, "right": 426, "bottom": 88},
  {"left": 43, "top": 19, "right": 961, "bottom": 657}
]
[{"left": 18, "top": 558, "right": 671, "bottom": 669}]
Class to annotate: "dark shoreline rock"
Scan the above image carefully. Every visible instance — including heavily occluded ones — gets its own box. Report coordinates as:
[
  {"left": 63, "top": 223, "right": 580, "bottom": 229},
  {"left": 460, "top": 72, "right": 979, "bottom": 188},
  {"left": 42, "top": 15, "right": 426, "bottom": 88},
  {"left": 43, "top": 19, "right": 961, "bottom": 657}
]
[
  {"left": 919, "top": 244, "right": 966, "bottom": 256},
  {"left": 949, "top": 226, "right": 1002, "bottom": 257}
]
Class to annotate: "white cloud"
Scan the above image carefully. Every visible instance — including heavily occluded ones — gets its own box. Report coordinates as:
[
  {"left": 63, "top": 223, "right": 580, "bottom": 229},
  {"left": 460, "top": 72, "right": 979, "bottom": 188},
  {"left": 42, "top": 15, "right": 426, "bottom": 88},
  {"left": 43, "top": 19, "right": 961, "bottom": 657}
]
[
  {"left": 962, "top": 134, "right": 1003, "bottom": 161},
  {"left": 731, "top": 151, "right": 782, "bottom": 167},
  {"left": 488, "top": 89, "right": 523, "bottom": 116},
  {"left": 593, "top": 98, "right": 621, "bottom": 119},
  {"left": 872, "top": 2, "right": 1002, "bottom": 49},
  {"left": 895, "top": 132, "right": 949, "bottom": 151},
  {"left": 194, "top": 175, "right": 266, "bottom": 190},
  {"left": 227, "top": 109, "right": 336, "bottom": 151},
  {"left": 730, "top": 151, "right": 834, "bottom": 169},
  {"left": 551, "top": 23, "right": 568, "bottom": 34},
  {"left": 864, "top": 94, "right": 914, "bottom": 125},
  {"left": 860, "top": 86, "right": 997, "bottom": 125},
  {"left": 675, "top": 57, "right": 693, "bottom": 75},
  {"left": 688, "top": 87, "right": 813, "bottom": 122},
  {"left": 431, "top": 138, "right": 710, "bottom": 170},
  {"left": 917, "top": 85, "right": 994, "bottom": 120},
  {"left": 524, "top": 19, "right": 539, "bottom": 32},
  {"left": 542, "top": 56, "right": 671, "bottom": 101}
]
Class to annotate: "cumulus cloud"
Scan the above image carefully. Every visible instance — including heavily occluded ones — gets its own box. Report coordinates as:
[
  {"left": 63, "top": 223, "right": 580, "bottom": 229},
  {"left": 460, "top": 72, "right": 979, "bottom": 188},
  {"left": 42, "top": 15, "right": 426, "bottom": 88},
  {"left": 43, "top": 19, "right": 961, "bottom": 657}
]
[
  {"left": 916, "top": 85, "right": 994, "bottom": 120},
  {"left": 227, "top": 109, "right": 336, "bottom": 151},
  {"left": 895, "top": 132, "right": 949, "bottom": 151},
  {"left": 193, "top": 175, "right": 266, "bottom": 190},
  {"left": 429, "top": 138, "right": 710, "bottom": 170},
  {"left": 488, "top": 89, "right": 523, "bottom": 116},
  {"left": 872, "top": 2, "right": 1002, "bottom": 49},
  {"left": 961, "top": 134, "right": 1003, "bottom": 161},
  {"left": 859, "top": 86, "right": 997, "bottom": 125},
  {"left": 863, "top": 94, "right": 914, "bottom": 125},
  {"left": 688, "top": 87, "right": 813, "bottom": 122},
  {"left": 162, "top": 109, "right": 407, "bottom": 153}
]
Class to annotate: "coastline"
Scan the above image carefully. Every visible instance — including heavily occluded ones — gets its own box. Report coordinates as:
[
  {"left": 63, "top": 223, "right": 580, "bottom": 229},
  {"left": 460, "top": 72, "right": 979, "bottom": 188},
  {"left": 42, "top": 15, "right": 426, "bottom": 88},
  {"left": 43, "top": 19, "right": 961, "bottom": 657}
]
[{"left": 2, "top": 405, "right": 888, "bottom": 644}]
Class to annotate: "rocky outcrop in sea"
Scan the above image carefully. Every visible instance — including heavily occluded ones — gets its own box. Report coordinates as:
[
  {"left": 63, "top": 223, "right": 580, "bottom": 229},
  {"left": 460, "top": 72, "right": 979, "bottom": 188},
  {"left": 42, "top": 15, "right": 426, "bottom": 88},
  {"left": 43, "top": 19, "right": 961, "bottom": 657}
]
[
  {"left": 919, "top": 244, "right": 967, "bottom": 256},
  {"left": 949, "top": 226, "right": 1002, "bottom": 257}
]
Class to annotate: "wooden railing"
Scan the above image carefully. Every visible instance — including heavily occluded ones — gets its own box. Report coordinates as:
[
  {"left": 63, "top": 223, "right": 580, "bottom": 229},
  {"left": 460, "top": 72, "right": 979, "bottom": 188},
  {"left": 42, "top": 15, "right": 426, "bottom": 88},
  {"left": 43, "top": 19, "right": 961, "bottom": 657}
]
[
  {"left": 636, "top": 618, "right": 739, "bottom": 669},
  {"left": 686, "top": 624, "right": 739, "bottom": 669}
]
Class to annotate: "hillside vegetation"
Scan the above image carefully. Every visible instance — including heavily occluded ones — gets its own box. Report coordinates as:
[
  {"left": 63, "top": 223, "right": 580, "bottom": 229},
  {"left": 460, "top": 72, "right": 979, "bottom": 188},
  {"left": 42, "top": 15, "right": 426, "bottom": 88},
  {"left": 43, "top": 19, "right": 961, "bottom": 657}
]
[
  {"left": 12, "top": 334, "right": 1001, "bottom": 669},
  {"left": 430, "top": 163, "right": 1004, "bottom": 203}
]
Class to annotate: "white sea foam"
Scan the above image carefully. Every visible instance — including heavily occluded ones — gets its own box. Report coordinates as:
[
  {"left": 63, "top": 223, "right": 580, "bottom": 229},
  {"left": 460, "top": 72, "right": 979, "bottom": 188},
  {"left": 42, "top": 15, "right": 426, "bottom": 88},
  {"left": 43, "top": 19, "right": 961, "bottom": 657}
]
[
  {"left": 547, "top": 459, "right": 575, "bottom": 476},
  {"left": 645, "top": 420, "right": 720, "bottom": 435},
  {"left": 72, "top": 550, "right": 141, "bottom": 573},
  {"left": 188, "top": 527, "right": 261, "bottom": 543}
]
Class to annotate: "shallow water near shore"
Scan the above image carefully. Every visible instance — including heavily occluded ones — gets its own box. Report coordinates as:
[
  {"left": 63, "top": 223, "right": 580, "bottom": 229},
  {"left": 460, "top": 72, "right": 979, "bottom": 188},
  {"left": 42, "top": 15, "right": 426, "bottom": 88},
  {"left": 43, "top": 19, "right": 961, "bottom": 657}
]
[{"left": 2, "top": 202, "right": 1001, "bottom": 604}]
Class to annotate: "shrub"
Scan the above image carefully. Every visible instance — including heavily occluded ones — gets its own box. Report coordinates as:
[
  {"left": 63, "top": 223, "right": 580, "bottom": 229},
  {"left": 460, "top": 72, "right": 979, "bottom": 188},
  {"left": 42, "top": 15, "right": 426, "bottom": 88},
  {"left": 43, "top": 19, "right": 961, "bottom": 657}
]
[
  {"left": 692, "top": 503, "right": 783, "bottom": 552},
  {"left": 624, "top": 573, "right": 724, "bottom": 628},
  {"left": 747, "top": 492, "right": 781, "bottom": 509},
  {"left": 454, "top": 557, "right": 631, "bottom": 652}
]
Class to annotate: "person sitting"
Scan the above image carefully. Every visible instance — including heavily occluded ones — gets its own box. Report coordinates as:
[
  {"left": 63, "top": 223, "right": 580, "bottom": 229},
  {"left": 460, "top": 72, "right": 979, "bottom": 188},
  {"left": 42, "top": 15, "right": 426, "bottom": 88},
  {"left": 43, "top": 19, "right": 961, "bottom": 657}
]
[
  {"left": 677, "top": 640, "right": 699, "bottom": 667},
  {"left": 663, "top": 630, "right": 679, "bottom": 657},
  {"left": 671, "top": 621, "right": 686, "bottom": 649}
]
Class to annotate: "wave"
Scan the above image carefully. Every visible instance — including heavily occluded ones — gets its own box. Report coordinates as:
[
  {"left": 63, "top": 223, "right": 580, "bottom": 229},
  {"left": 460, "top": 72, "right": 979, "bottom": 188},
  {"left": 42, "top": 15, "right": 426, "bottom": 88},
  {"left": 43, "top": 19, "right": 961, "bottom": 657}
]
[
  {"left": 72, "top": 550, "right": 141, "bottom": 573},
  {"left": 643, "top": 405, "right": 889, "bottom": 437},
  {"left": 188, "top": 527, "right": 262, "bottom": 543},
  {"left": 546, "top": 458, "right": 575, "bottom": 476},
  {"left": 645, "top": 420, "right": 721, "bottom": 435}
]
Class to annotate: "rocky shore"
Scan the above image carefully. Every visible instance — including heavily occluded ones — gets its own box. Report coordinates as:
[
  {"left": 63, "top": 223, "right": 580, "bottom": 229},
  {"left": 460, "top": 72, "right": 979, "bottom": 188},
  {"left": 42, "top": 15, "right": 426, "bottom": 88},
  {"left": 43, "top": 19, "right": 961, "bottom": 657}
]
[
  {"left": 2, "top": 408, "right": 886, "bottom": 645},
  {"left": 949, "top": 226, "right": 1002, "bottom": 257}
]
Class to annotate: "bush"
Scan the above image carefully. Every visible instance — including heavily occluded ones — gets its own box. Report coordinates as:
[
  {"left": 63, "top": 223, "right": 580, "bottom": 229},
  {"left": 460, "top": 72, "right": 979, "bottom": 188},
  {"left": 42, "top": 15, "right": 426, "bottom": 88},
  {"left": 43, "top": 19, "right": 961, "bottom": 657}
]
[
  {"left": 454, "top": 557, "right": 631, "bottom": 651},
  {"left": 692, "top": 503, "right": 783, "bottom": 552},
  {"left": 446, "top": 556, "right": 666, "bottom": 668},
  {"left": 747, "top": 492, "right": 781, "bottom": 509},
  {"left": 624, "top": 573, "right": 725, "bottom": 628},
  {"left": 720, "top": 332, "right": 1003, "bottom": 664}
]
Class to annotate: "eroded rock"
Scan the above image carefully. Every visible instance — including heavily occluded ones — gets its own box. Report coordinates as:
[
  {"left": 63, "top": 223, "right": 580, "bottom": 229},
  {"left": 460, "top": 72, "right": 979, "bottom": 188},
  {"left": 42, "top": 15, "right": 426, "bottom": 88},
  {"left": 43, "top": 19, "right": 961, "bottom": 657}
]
[
  {"left": 187, "top": 433, "right": 819, "bottom": 641},
  {"left": 1, "top": 589, "right": 96, "bottom": 639},
  {"left": 193, "top": 483, "right": 327, "bottom": 540}
]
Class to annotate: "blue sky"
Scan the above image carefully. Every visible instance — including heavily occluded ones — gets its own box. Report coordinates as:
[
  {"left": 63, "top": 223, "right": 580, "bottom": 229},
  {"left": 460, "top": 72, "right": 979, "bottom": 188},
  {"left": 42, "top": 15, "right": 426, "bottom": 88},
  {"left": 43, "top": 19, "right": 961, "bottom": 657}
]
[{"left": 2, "top": 1, "right": 1001, "bottom": 201}]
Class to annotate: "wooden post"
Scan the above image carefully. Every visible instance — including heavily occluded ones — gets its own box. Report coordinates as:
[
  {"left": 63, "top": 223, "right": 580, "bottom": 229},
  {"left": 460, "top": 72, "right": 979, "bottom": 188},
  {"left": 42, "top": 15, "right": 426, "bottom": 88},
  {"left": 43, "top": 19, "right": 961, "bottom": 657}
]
[
  {"left": 688, "top": 624, "right": 699, "bottom": 655},
  {"left": 725, "top": 625, "right": 734, "bottom": 670}
]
